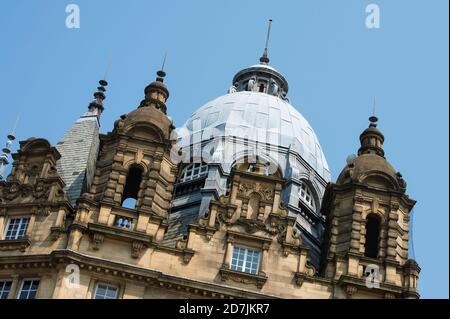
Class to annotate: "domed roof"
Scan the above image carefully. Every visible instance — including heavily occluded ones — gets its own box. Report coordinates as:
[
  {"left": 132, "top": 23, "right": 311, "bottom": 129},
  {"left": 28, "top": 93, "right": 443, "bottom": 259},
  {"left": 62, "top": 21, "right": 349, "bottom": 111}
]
[
  {"left": 337, "top": 153, "right": 397, "bottom": 184},
  {"left": 336, "top": 117, "right": 407, "bottom": 192},
  {"left": 177, "top": 90, "right": 330, "bottom": 180}
]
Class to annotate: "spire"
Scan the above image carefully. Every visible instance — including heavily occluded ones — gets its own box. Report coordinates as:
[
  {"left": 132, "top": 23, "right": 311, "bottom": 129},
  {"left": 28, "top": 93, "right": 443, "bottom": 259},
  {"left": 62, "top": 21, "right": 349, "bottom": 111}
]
[
  {"left": 88, "top": 79, "right": 108, "bottom": 114},
  {"left": 141, "top": 53, "right": 170, "bottom": 113},
  {"left": 56, "top": 79, "right": 107, "bottom": 206},
  {"left": 358, "top": 114, "right": 385, "bottom": 157},
  {"left": 260, "top": 19, "right": 273, "bottom": 64}
]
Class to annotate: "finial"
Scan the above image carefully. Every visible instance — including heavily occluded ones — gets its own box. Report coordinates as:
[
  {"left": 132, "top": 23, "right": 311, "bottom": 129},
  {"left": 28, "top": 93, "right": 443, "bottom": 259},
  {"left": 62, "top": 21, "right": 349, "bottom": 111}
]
[
  {"left": 156, "top": 51, "right": 168, "bottom": 82},
  {"left": 10, "top": 114, "right": 20, "bottom": 138},
  {"left": 369, "top": 97, "right": 378, "bottom": 127},
  {"left": 103, "top": 59, "right": 111, "bottom": 82},
  {"left": 161, "top": 50, "right": 167, "bottom": 71},
  {"left": 260, "top": 19, "right": 273, "bottom": 64},
  {"left": 141, "top": 52, "right": 170, "bottom": 111},
  {"left": 358, "top": 100, "right": 385, "bottom": 157},
  {"left": 88, "top": 79, "right": 108, "bottom": 112}
]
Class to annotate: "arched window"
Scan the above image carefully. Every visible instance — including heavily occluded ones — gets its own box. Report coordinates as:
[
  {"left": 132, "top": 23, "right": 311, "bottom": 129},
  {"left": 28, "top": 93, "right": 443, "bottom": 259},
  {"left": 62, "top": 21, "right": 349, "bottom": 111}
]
[
  {"left": 365, "top": 214, "right": 381, "bottom": 258},
  {"left": 121, "top": 166, "right": 143, "bottom": 209},
  {"left": 179, "top": 163, "right": 208, "bottom": 183},
  {"left": 299, "top": 181, "right": 316, "bottom": 211}
]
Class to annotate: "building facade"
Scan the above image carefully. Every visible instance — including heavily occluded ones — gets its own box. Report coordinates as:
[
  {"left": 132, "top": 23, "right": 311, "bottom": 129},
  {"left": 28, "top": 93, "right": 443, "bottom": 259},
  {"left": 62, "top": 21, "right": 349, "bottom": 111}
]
[{"left": 0, "top": 46, "right": 420, "bottom": 299}]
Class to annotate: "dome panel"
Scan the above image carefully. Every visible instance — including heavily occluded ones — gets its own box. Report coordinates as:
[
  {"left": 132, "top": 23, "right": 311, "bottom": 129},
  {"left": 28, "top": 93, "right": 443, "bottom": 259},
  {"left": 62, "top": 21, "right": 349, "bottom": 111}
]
[{"left": 178, "top": 91, "right": 330, "bottom": 180}]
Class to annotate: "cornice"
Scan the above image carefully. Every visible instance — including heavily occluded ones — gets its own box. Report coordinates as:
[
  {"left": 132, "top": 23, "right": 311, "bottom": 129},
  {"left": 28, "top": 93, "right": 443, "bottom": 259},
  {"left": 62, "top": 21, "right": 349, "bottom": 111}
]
[{"left": 0, "top": 250, "right": 276, "bottom": 299}]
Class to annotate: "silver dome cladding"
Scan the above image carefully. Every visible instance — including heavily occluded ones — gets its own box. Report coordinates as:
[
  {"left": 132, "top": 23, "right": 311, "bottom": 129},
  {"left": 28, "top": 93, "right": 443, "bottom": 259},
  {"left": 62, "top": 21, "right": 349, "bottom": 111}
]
[{"left": 176, "top": 90, "right": 330, "bottom": 182}]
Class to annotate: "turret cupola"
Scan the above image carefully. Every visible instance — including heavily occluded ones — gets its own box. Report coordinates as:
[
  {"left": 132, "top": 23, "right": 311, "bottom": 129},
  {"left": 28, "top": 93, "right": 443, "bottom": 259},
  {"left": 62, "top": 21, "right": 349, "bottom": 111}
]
[
  {"left": 358, "top": 115, "right": 385, "bottom": 157},
  {"left": 228, "top": 20, "right": 289, "bottom": 100},
  {"left": 140, "top": 57, "right": 170, "bottom": 113}
]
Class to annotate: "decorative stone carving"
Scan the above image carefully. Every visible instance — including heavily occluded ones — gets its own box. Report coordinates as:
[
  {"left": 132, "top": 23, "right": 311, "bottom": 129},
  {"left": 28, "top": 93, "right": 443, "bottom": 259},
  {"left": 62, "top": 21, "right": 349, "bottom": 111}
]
[
  {"left": 216, "top": 204, "right": 237, "bottom": 225},
  {"left": 182, "top": 249, "right": 195, "bottom": 264},
  {"left": 396, "top": 172, "right": 407, "bottom": 192},
  {"left": 91, "top": 233, "right": 105, "bottom": 251},
  {"left": 50, "top": 226, "right": 64, "bottom": 240},
  {"left": 257, "top": 184, "right": 273, "bottom": 201},
  {"left": 236, "top": 218, "right": 265, "bottom": 234},
  {"left": 390, "top": 202, "right": 400, "bottom": 211},
  {"left": 262, "top": 242, "right": 271, "bottom": 251},
  {"left": 237, "top": 182, "right": 274, "bottom": 201},
  {"left": 131, "top": 241, "right": 145, "bottom": 259},
  {"left": 305, "top": 260, "right": 316, "bottom": 276},
  {"left": 238, "top": 183, "right": 254, "bottom": 196},
  {"left": 0, "top": 179, "right": 57, "bottom": 203},
  {"left": 0, "top": 238, "right": 31, "bottom": 252},
  {"left": 113, "top": 114, "right": 127, "bottom": 132},
  {"left": 31, "top": 205, "right": 51, "bottom": 217},
  {"left": 33, "top": 181, "right": 50, "bottom": 200},
  {"left": 175, "top": 237, "right": 187, "bottom": 249},
  {"left": 219, "top": 264, "right": 268, "bottom": 289},
  {"left": 346, "top": 285, "right": 358, "bottom": 297},
  {"left": 294, "top": 272, "right": 306, "bottom": 287},
  {"left": 7, "top": 183, "right": 19, "bottom": 199}
]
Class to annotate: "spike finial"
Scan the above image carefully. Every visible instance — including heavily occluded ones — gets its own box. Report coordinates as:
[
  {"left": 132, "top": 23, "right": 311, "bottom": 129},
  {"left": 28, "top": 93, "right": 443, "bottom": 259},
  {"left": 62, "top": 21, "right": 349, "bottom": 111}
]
[
  {"left": 103, "top": 59, "right": 111, "bottom": 82},
  {"left": 369, "top": 97, "right": 378, "bottom": 127},
  {"left": 372, "top": 96, "right": 376, "bottom": 116},
  {"left": 88, "top": 79, "right": 108, "bottom": 113},
  {"left": 157, "top": 51, "right": 168, "bottom": 81},
  {"left": 260, "top": 19, "right": 273, "bottom": 64}
]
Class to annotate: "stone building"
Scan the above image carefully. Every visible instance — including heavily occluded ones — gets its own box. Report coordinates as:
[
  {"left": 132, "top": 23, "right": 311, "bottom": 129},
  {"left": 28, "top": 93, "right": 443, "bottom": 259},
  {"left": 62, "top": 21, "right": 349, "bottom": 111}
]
[{"left": 0, "top": 37, "right": 420, "bottom": 299}]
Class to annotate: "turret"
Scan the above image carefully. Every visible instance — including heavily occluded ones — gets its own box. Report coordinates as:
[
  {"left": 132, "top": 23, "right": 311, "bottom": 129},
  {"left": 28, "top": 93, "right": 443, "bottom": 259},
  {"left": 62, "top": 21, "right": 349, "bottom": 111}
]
[{"left": 321, "top": 115, "right": 419, "bottom": 299}]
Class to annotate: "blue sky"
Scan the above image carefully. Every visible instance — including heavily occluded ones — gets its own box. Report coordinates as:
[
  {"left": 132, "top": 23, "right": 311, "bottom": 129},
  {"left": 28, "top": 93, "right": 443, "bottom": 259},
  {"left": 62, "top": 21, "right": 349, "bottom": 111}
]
[{"left": 0, "top": 0, "right": 448, "bottom": 298}]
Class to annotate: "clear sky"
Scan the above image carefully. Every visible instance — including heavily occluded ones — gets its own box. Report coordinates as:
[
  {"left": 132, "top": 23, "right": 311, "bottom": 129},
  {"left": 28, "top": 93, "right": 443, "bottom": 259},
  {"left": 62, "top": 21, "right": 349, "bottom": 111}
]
[{"left": 0, "top": 0, "right": 448, "bottom": 298}]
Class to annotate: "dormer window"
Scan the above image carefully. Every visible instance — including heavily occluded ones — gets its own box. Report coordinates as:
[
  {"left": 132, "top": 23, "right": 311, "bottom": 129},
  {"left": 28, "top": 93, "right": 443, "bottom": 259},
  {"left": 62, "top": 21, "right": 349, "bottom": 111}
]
[
  {"left": 299, "top": 181, "right": 316, "bottom": 211},
  {"left": 179, "top": 163, "right": 208, "bottom": 183},
  {"left": 174, "top": 163, "right": 209, "bottom": 196}
]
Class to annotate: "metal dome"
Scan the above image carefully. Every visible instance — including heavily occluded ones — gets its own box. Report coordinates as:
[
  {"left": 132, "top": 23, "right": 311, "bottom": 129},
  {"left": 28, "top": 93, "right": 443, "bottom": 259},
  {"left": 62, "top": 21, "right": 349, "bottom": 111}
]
[{"left": 177, "top": 90, "right": 330, "bottom": 181}]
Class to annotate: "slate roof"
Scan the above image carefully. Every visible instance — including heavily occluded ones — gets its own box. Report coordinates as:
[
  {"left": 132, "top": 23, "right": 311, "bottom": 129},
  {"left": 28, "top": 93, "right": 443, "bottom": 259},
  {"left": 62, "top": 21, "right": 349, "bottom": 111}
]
[
  {"left": 55, "top": 113, "right": 100, "bottom": 206},
  {"left": 163, "top": 205, "right": 200, "bottom": 247}
]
